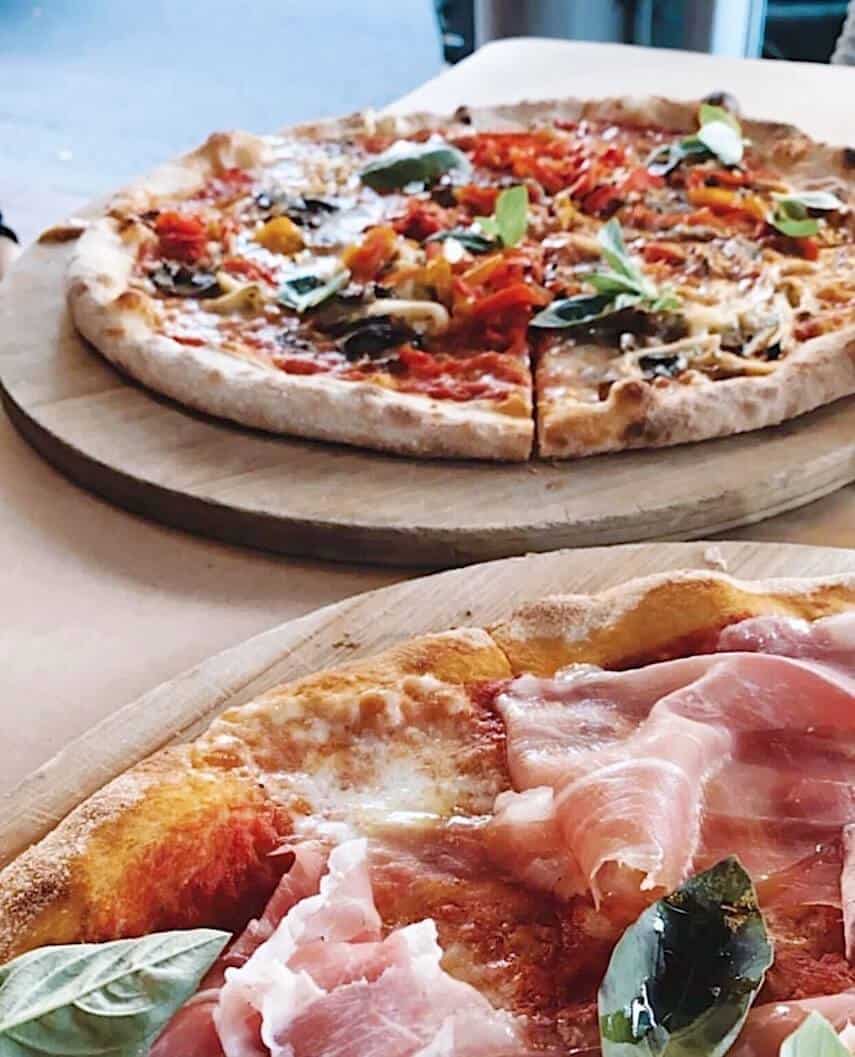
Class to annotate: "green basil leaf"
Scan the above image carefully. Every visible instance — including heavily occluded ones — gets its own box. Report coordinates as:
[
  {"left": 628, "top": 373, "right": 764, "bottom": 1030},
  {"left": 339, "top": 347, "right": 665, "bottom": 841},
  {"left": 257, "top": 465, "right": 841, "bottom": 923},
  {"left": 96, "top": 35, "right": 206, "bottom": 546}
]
[
  {"left": 697, "top": 120, "right": 744, "bottom": 167},
  {"left": 649, "top": 288, "right": 681, "bottom": 313},
  {"left": 772, "top": 189, "right": 845, "bottom": 212},
  {"left": 646, "top": 138, "right": 708, "bottom": 177},
  {"left": 780, "top": 1012, "right": 850, "bottom": 1057},
  {"left": 699, "top": 102, "right": 742, "bottom": 133},
  {"left": 495, "top": 185, "right": 529, "bottom": 248},
  {"left": 530, "top": 292, "right": 637, "bottom": 329},
  {"left": 475, "top": 215, "right": 500, "bottom": 238},
  {"left": 587, "top": 271, "right": 644, "bottom": 297},
  {"left": 770, "top": 212, "right": 819, "bottom": 238},
  {"left": 359, "top": 141, "right": 469, "bottom": 192},
  {"left": 278, "top": 268, "right": 350, "bottom": 313},
  {"left": 425, "top": 228, "right": 496, "bottom": 253},
  {"left": 0, "top": 928, "right": 229, "bottom": 1057},
  {"left": 598, "top": 857, "right": 772, "bottom": 1057},
  {"left": 597, "top": 218, "right": 636, "bottom": 281}
]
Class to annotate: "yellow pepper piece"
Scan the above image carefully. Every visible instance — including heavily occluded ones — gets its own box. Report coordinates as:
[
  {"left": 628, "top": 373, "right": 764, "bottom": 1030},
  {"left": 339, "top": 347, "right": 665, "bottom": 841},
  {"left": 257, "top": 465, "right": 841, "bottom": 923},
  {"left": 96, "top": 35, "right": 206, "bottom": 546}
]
[{"left": 255, "top": 216, "right": 304, "bottom": 255}]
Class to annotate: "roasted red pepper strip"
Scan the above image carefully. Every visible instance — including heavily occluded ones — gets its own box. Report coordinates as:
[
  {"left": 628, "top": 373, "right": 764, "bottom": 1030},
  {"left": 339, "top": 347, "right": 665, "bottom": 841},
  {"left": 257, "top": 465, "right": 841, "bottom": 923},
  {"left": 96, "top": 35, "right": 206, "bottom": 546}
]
[
  {"left": 469, "top": 282, "right": 549, "bottom": 320},
  {"left": 222, "top": 257, "right": 277, "bottom": 284},
  {"left": 643, "top": 241, "right": 687, "bottom": 265},
  {"left": 342, "top": 226, "right": 398, "bottom": 281}
]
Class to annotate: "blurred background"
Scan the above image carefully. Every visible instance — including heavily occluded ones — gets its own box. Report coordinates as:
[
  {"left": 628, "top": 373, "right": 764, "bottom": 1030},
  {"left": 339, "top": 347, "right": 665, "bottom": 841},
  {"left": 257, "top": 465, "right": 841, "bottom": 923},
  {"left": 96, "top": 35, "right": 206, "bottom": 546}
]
[{"left": 0, "top": 0, "right": 850, "bottom": 244}]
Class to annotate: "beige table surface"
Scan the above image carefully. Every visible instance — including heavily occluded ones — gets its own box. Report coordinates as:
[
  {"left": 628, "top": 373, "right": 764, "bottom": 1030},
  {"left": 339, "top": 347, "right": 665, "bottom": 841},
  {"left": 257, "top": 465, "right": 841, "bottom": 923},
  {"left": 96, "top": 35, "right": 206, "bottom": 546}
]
[{"left": 1, "top": 38, "right": 853, "bottom": 796}]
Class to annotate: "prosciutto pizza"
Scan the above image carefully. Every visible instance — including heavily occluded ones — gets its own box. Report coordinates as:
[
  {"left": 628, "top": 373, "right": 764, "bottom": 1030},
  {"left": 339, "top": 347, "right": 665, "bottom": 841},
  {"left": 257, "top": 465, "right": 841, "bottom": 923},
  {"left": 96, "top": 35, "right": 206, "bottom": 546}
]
[
  {"left": 1, "top": 569, "right": 855, "bottom": 1057},
  {"left": 64, "top": 95, "right": 855, "bottom": 461}
]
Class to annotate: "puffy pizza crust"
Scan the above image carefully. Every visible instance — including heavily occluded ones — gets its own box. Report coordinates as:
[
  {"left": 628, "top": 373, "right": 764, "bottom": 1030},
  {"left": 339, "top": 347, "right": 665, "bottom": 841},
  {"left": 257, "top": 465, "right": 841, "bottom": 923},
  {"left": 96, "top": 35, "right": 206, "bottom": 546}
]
[
  {"left": 1, "top": 572, "right": 854, "bottom": 963},
  {"left": 489, "top": 568, "right": 855, "bottom": 674},
  {"left": 0, "top": 628, "right": 510, "bottom": 962},
  {"left": 67, "top": 96, "right": 855, "bottom": 462},
  {"left": 69, "top": 219, "right": 533, "bottom": 462},
  {"left": 536, "top": 326, "right": 855, "bottom": 457}
]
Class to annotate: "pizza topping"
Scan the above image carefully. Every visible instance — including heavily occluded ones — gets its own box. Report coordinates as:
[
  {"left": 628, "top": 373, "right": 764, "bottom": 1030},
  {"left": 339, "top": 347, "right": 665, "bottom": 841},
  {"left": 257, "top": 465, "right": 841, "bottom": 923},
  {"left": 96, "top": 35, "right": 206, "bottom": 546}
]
[
  {"left": 278, "top": 267, "right": 351, "bottom": 313},
  {"left": 336, "top": 315, "right": 419, "bottom": 360},
  {"left": 342, "top": 225, "right": 399, "bottom": 281},
  {"left": 769, "top": 190, "right": 846, "bottom": 238},
  {"left": 473, "top": 185, "right": 529, "bottom": 249},
  {"left": 731, "top": 994, "right": 855, "bottom": 1057},
  {"left": 214, "top": 839, "right": 525, "bottom": 1057},
  {"left": 598, "top": 858, "right": 772, "bottom": 1057},
  {"left": 155, "top": 210, "right": 210, "bottom": 264},
  {"left": 427, "top": 227, "right": 497, "bottom": 255},
  {"left": 648, "top": 104, "right": 746, "bottom": 177},
  {"left": 491, "top": 611, "right": 855, "bottom": 909},
  {"left": 254, "top": 215, "right": 305, "bottom": 255},
  {"left": 637, "top": 351, "right": 687, "bottom": 379},
  {"left": 778, "top": 1011, "right": 852, "bottom": 1057},
  {"left": 359, "top": 139, "right": 470, "bottom": 193},
  {"left": 0, "top": 929, "right": 229, "bottom": 1057},
  {"left": 254, "top": 190, "right": 339, "bottom": 227},
  {"left": 531, "top": 219, "right": 679, "bottom": 330},
  {"left": 151, "top": 261, "right": 223, "bottom": 299}
]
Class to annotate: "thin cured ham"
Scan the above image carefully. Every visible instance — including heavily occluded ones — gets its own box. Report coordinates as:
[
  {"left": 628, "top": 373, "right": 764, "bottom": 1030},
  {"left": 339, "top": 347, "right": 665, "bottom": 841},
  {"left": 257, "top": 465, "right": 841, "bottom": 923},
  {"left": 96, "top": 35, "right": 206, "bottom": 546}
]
[
  {"left": 491, "top": 612, "right": 855, "bottom": 907},
  {"left": 216, "top": 838, "right": 525, "bottom": 1057},
  {"left": 844, "top": 825, "right": 855, "bottom": 964},
  {"left": 718, "top": 612, "right": 855, "bottom": 672},
  {"left": 151, "top": 842, "right": 327, "bottom": 1057},
  {"left": 157, "top": 838, "right": 525, "bottom": 1057},
  {"left": 730, "top": 992, "right": 855, "bottom": 1056}
]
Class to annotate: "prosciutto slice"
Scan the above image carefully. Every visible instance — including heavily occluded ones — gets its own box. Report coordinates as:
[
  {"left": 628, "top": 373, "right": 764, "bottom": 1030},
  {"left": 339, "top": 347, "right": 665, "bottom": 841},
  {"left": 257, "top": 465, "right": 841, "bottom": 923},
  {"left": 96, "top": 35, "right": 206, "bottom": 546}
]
[
  {"left": 717, "top": 612, "right": 855, "bottom": 672},
  {"left": 151, "top": 842, "right": 327, "bottom": 1057},
  {"left": 215, "top": 838, "right": 525, "bottom": 1057},
  {"left": 492, "top": 612, "right": 855, "bottom": 906},
  {"left": 730, "top": 991, "right": 855, "bottom": 1056}
]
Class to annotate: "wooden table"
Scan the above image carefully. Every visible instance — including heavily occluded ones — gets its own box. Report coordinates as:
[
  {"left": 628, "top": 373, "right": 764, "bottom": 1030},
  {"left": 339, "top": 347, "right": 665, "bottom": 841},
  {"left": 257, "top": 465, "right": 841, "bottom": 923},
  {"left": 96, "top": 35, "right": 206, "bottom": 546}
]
[{"left": 1, "top": 38, "right": 853, "bottom": 797}]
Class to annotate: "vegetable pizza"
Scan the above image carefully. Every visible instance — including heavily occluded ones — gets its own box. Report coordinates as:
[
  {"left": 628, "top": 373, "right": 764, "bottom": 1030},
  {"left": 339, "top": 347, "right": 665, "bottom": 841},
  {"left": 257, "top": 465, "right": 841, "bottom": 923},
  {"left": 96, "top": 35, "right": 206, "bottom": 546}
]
[{"left": 64, "top": 95, "right": 855, "bottom": 460}]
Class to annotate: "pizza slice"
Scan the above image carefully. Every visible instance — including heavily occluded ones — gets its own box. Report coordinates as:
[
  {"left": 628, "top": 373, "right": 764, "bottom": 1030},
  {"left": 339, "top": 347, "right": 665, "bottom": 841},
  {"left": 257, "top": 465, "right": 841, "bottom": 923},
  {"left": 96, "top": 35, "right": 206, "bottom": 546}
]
[
  {"left": 1, "top": 571, "right": 854, "bottom": 1057},
  {"left": 524, "top": 101, "right": 855, "bottom": 457},
  {"left": 68, "top": 126, "right": 539, "bottom": 461}
]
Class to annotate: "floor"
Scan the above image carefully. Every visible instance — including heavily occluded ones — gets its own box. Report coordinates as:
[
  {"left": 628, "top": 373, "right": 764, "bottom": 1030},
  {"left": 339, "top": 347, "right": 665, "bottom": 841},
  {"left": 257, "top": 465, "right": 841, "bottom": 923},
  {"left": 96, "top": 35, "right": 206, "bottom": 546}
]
[{"left": 0, "top": 0, "right": 443, "bottom": 241}]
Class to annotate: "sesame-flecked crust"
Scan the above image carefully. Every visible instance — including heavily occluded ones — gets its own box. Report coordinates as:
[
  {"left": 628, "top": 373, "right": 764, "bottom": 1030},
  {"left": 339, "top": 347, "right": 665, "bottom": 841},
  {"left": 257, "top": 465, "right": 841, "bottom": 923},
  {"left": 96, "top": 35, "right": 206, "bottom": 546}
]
[{"left": 0, "top": 573, "right": 853, "bottom": 963}]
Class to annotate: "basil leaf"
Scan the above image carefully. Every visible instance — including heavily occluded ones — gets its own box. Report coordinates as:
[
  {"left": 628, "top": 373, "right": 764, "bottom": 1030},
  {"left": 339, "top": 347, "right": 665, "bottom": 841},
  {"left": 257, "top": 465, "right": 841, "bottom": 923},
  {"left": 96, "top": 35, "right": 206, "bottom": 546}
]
[
  {"left": 425, "top": 228, "right": 496, "bottom": 253},
  {"left": 699, "top": 102, "right": 741, "bottom": 132},
  {"left": 771, "top": 212, "right": 819, "bottom": 238},
  {"left": 780, "top": 1012, "right": 850, "bottom": 1057},
  {"left": 647, "top": 105, "right": 743, "bottom": 175},
  {"left": 697, "top": 120, "right": 744, "bottom": 166},
  {"left": 278, "top": 268, "right": 350, "bottom": 313},
  {"left": 495, "top": 185, "right": 529, "bottom": 248},
  {"left": 359, "top": 141, "right": 469, "bottom": 192},
  {"left": 474, "top": 215, "right": 500, "bottom": 238},
  {"left": 772, "top": 189, "right": 844, "bottom": 212},
  {"left": 646, "top": 138, "right": 708, "bottom": 177},
  {"left": 587, "top": 271, "right": 644, "bottom": 297},
  {"left": 473, "top": 185, "right": 529, "bottom": 248},
  {"left": 598, "top": 857, "right": 772, "bottom": 1057},
  {"left": 597, "top": 218, "right": 639, "bottom": 284},
  {"left": 0, "top": 928, "right": 229, "bottom": 1057},
  {"left": 649, "top": 288, "right": 681, "bottom": 313},
  {"left": 530, "top": 292, "right": 637, "bottom": 329},
  {"left": 597, "top": 220, "right": 657, "bottom": 299}
]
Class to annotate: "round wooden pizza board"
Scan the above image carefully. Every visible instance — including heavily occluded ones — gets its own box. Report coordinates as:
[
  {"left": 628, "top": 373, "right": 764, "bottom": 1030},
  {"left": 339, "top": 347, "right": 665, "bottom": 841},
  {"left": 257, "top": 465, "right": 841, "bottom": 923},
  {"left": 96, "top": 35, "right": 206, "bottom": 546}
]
[
  {"left": 1, "top": 240, "right": 854, "bottom": 568},
  {"left": 2, "top": 538, "right": 854, "bottom": 867}
]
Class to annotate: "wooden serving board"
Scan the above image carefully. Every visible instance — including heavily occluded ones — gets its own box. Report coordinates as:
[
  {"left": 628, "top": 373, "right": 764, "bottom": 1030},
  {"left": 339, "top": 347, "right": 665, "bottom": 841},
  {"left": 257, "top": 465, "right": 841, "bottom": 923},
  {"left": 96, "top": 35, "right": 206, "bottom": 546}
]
[
  {"left": 2, "top": 539, "right": 855, "bottom": 868},
  {"left": 1, "top": 238, "right": 854, "bottom": 568}
]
